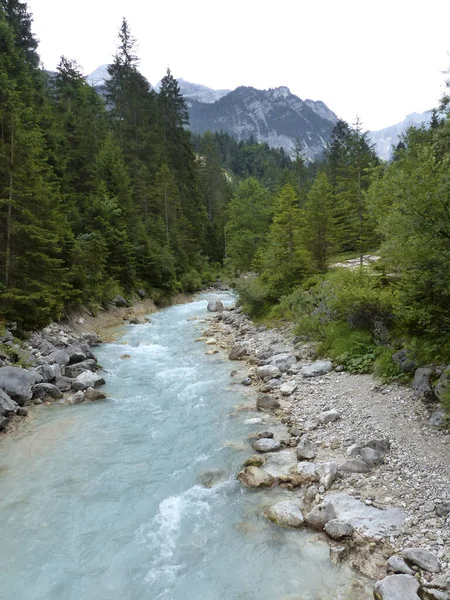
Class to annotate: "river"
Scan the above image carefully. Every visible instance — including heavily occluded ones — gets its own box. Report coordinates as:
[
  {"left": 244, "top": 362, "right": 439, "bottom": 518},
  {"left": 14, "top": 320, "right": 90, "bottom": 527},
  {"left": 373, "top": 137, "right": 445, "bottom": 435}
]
[{"left": 0, "top": 292, "right": 359, "bottom": 599}]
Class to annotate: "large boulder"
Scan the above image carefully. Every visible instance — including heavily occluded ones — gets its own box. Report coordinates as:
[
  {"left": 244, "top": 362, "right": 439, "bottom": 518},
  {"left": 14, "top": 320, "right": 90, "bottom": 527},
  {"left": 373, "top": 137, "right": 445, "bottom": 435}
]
[
  {"left": 265, "top": 501, "right": 304, "bottom": 528},
  {"left": 304, "top": 502, "right": 336, "bottom": 530},
  {"left": 412, "top": 367, "right": 435, "bottom": 402},
  {"left": 44, "top": 349, "right": 70, "bottom": 366},
  {"left": 64, "top": 359, "right": 96, "bottom": 378},
  {"left": 0, "top": 389, "right": 19, "bottom": 416},
  {"left": 34, "top": 363, "right": 58, "bottom": 383},
  {"left": 373, "top": 574, "right": 420, "bottom": 600},
  {"left": 207, "top": 298, "right": 224, "bottom": 312},
  {"left": 228, "top": 343, "right": 248, "bottom": 361},
  {"left": 402, "top": 548, "right": 441, "bottom": 573},
  {"left": 301, "top": 360, "right": 333, "bottom": 378},
  {"left": 237, "top": 466, "right": 275, "bottom": 489},
  {"left": 360, "top": 447, "right": 384, "bottom": 467},
  {"left": 269, "top": 353, "right": 296, "bottom": 373},
  {"left": 32, "top": 383, "right": 63, "bottom": 400},
  {"left": 66, "top": 345, "right": 89, "bottom": 364},
  {"left": 256, "top": 394, "right": 280, "bottom": 413},
  {"left": 72, "top": 371, "right": 105, "bottom": 391},
  {"left": 0, "top": 366, "right": 42, "bottom": 405}
]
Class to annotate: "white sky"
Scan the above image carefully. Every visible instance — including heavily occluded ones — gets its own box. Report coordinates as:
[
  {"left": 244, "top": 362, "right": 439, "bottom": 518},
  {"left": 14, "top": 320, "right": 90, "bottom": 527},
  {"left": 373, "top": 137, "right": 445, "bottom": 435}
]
[{"left": 27, "top": 0, "right": 450, "bottom": 131}]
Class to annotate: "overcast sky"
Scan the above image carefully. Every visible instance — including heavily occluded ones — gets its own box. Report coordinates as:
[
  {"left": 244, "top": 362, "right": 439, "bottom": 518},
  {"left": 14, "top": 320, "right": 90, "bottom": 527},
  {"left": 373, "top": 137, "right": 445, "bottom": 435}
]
[{"left": 27, "top": 0, "right": 450, "bottom": 131}]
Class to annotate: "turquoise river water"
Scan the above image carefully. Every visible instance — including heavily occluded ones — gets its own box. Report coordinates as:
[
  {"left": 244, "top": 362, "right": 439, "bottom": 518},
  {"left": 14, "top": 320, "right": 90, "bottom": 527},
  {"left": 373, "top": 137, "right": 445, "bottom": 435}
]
[{"left": 0, "top": 293, "right": 360, "bottom": 600}]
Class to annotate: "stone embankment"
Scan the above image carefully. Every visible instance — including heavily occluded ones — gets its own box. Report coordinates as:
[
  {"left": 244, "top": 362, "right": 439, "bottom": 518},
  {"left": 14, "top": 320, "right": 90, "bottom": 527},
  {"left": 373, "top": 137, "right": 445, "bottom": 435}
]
[{"left": 204, "top": 298, "right": 450, "bottom": 600}]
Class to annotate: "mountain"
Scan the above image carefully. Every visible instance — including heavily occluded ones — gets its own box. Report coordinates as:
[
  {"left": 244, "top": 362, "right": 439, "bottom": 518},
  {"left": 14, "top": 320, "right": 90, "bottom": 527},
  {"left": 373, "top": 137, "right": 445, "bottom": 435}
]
[
  {"left": 187, "top": 85, "right": 339, "bottom": 161},
  {"left": 369, "top": 111, "right": 431, "bottom": 160},
  {"left": 85, "top": 64, "right": 110, "bottom": 87},
  {"left": 168, "top": 78, "right": 231, "bottom": 104}
]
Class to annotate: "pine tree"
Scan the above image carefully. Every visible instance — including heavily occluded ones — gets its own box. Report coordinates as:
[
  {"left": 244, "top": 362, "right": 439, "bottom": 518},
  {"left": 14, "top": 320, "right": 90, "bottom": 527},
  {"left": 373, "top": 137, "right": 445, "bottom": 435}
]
[
  {"left": 225, "top": 178, "right": 272, "bottom": 273},
  {"left": 304, "top": 172, "right": 337, "bottom": 271},
  {"left": 259, "top": 183, "right": 311, "bottom": 296}
]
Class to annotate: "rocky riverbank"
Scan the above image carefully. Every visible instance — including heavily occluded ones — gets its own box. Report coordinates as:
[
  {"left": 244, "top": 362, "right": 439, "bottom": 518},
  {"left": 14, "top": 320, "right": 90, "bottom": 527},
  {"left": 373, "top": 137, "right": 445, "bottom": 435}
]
[{"left": 202, "top": 298, "right": 450, "bottom": 600}]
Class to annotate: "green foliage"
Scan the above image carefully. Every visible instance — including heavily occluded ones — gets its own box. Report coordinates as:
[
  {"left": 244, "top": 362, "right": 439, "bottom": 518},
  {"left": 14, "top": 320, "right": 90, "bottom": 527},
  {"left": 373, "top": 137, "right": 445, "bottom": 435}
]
[
  {"left": 258, "top": 183, "right": 312, "bottom": 297},
  {"left": 225, "top": 178, "right": 272, "bottom": 273},
  {"left": 373, "top": 347, "right": 405, "bottom": 383},
  {"left": 234, "top": 276, "right": 275, "bottom": 318}
]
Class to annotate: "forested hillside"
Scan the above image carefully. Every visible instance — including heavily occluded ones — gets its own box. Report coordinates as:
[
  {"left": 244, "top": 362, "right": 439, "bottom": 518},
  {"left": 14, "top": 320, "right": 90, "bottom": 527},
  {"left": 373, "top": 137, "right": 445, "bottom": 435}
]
[{"left": 2, "top": 1, "right": 450, "bottom": 419}]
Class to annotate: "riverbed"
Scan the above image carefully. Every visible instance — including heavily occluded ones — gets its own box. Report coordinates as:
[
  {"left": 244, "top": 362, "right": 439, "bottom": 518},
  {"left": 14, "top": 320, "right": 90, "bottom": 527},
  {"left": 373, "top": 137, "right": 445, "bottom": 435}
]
[{"left": 0, "top": 293, "right": 359, "bottom": 599}]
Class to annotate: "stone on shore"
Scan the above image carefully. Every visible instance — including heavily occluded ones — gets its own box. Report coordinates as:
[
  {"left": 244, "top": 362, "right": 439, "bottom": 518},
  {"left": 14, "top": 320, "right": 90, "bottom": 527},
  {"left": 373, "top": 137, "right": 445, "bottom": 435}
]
[
  {"left": 243, "top": 455, "right": 266, "bottom": 467},
  {"left": 319, "top": 409, "right": 341, "bottom": 424},
  {"left": 265, "top": 501, "right": 304, "bottom": 528},
  {"left": 256, "top": 394, "right": 280, "bottom": 413},
  {"left": 269, "top": 353, "right": 296, "bottom": 373},
  {"left": 280, "top": 381, "right": 298, "bottom": 396},
  {"left": 402, "top": 548, "right": 441, "bottom": 573},
  {"left": 324, "top": 519, "right": 354, "bottom": 540},
  {"left": 373, "top": 574, "right": 420, "bottom": 600},
  {"left": 301, "top": 360, "right": 333, "bottom": 378},
  {"left": 0, "top": 366, "right": 42, "bottom": 405},
  {"left": 339, "top": 458, "right": 370, "bottom": 473},
  {"left": 207, "top": 298, "right": 224, "bottom": 312},
  {"left": 386, "top": 556, "right": 414, "bottom": 575},
  {"left": 296, "top": 462, "right": 319, "bottom": 484},
  {"left": 72, "top": 371, "right": 105, "bottom": 391},
  {"left": 304, "top": 502, "right": 336, "bottom": 530},
  {"left": 45, "top": 349, "right": 70, "bottom": 366},
  {"left": 252, "top": 438, "right": 281, "bottom": 453},
  {"left": 0, "top": 389, "right": 19, "bottom": 416},
  {"left": 412, "top": 367, "right": 435, "bottom": 402},
  {"left": 256, "top": 365, "right": 281, "bottom": 380},
  {"left": 32, "top": 383, "right": 63, "bottom": 400},
  {"left": 316, "top": 462, "right": 338, "bottom": 490},
  {"left": 64, "top": 359, "right": 96, "bottom": 378},
  {"left": 229, "top": 343, "right": 248, "bottom": 360},
  {"left": 359, "top": 446, "right": 384, "bottom": 467},
  {"left": 237, "top": 466, "right": 275, "bottom": 488},
  {"left": 296, "top": 436, "right": 317, "bottom": 460}
]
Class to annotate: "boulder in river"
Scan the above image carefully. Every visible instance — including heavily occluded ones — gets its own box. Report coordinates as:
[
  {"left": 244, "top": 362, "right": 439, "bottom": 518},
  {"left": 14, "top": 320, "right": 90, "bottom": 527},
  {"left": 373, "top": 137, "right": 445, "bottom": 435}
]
[
  {"left": 252, "top": 438, "right": 281, "bottom": 453},
  {"left": 64, "top": 359, "right": 96, "bottom": 378},
  {"left": 316, "top": 462, "right": 338, "bottom": 490},
  {"left": 237, "top": 466, "right": 275, "bottom": 488},
  {"left": 72, "top": 371, "right": 105, "bottom": 391},
  {"left": 207, "top": 298, "right": 224, "bottom": 312},
  {"left": 373, "top": 574, "right": 420, "bottom": 600},
  {"left": 296, "top": 462, "right": 319, "bottom": 484},
  {"left": 243, "top": 455, "right": 267, "bottom": 468},
  {"left": 0, "top": 366, "right": 42, "bottom": 405},
  {"left": 84, "top": 387, "right": 107, "bottom": 401},
  {"left": 265, "top": 501, "right": 304, "bottom": 528}
]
